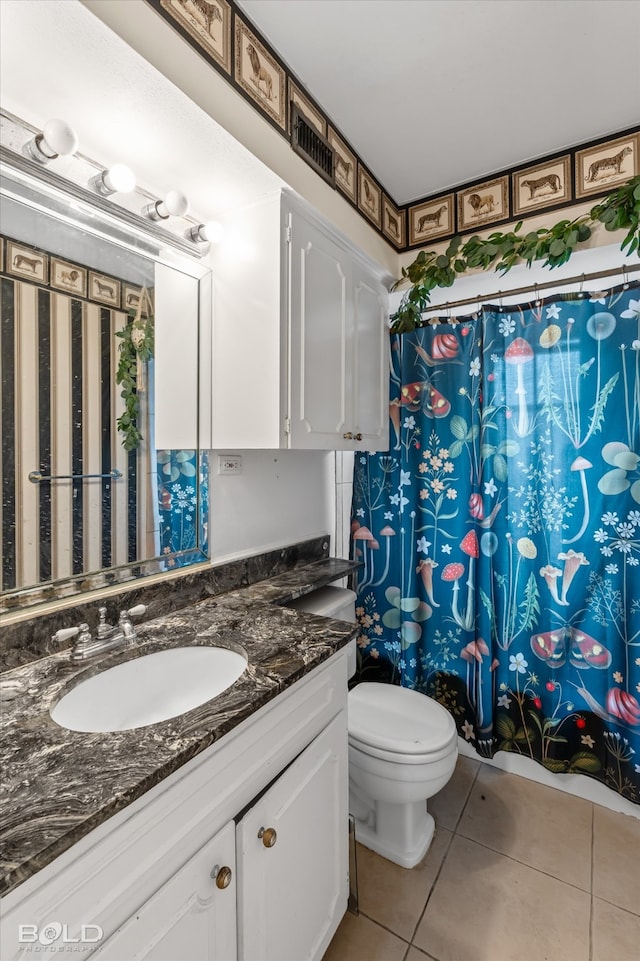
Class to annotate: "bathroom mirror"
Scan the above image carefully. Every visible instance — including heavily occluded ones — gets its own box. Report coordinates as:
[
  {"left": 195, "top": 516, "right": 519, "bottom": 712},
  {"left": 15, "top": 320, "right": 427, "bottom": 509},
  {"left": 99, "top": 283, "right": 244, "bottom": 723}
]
[{"left": 0, "top": 152, "right": 210, "bottom": 612}]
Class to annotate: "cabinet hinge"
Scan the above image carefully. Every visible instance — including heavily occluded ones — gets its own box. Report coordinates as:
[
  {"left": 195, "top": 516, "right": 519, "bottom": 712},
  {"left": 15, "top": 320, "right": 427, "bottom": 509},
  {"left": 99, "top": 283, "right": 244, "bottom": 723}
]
[
  {"left": 285, "top": 225, "right": 292, "bottom": 244},
  {"left": 284, "top": 417, "right": 291, "bottom": 433}
]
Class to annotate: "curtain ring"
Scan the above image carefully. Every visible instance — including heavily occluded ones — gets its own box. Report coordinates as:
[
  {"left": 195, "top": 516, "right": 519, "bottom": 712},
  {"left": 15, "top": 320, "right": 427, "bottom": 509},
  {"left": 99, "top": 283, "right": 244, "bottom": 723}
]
[
  {"left": 622, "top": 265, "right": 630, "bottom": 290},
  {"left": 579, "top": 274, "right": 585, "bottom": 298},
  {"left": 498, "top": 291, "right": 503, "bottom": 312},
  {"left": 534, "top": 283, "right": 541, "bottom": 307}
]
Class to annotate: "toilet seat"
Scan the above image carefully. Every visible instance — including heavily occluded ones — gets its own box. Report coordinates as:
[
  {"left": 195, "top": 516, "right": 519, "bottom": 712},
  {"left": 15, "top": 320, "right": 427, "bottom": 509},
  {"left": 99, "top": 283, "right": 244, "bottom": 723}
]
[{"left": 348, "top": 683, "right": 457, "bottom": 761}]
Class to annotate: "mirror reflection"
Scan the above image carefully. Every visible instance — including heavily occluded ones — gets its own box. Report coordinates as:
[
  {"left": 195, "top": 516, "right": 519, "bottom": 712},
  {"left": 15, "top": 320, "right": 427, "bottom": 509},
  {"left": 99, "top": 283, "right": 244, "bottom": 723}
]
[{"left": 0, "top": 168, "right": 209, "bottom": 611}]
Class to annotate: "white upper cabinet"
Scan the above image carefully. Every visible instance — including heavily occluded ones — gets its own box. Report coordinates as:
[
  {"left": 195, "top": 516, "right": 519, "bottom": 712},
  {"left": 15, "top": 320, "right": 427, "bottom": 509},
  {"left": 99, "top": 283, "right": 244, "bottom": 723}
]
[
  {"left": 208, "top": 191, "right": 389, "bottom": 451},
  {"left": 350, "top": 262, "right": 389, "bottom": 448}
]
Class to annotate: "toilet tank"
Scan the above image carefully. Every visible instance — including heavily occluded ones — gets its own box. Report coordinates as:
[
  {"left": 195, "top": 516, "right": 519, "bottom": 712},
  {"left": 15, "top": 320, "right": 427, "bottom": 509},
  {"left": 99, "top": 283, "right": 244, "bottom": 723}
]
[{"left": 285, "top": 586, "right": 357, "bottom": 677}]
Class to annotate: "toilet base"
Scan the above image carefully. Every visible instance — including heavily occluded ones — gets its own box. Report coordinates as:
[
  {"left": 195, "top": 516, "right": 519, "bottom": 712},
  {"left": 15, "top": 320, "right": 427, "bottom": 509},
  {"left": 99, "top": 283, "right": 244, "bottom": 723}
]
[{"left": 353, "top": 800, "right": 436, "bottom": 869}]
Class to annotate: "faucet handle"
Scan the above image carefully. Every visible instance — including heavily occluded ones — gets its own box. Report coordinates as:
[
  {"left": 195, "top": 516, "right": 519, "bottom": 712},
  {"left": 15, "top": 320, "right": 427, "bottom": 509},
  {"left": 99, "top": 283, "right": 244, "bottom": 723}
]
[
  {"left": 127, "top": 604, "right": 146, "bottom": 619},
  {"left": 69, "top": 623, "right": 94, "bottom": 660},
  {"left": 118, "top": 604, "right": 145, "bottom": 640},
  {"left": 97, "top": 606, "right": 109, "bottom": 630},
  {"left": 52, "top": 626, "right": 80, "bottom": 644}
]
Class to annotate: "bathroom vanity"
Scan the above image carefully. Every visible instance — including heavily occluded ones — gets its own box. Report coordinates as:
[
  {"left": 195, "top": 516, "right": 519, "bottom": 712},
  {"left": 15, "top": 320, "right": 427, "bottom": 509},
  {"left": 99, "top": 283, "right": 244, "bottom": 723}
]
[{"left": 0, "top": 560, "right": 357, "bottom": 961}]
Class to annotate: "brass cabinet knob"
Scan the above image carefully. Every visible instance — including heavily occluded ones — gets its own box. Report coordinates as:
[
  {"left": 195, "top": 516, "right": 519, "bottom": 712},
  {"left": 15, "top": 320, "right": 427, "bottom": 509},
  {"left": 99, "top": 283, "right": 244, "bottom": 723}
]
[
  {"left": 343, "top": 432, "right": 353, "bottom": 440},
  {"left": 354, "top": 433, "right": 363, "bottom": 441},
  {"left": 258, "top": 826, "right": 277, "bottom": 848},
  {"left": 210, "top": 864, "right": 233, "bottom": 889}
]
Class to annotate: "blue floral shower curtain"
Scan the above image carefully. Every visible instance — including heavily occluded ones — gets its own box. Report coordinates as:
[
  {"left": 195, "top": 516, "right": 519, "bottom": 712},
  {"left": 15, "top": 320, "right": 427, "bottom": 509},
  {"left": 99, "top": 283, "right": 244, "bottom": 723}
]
[
  {"left": 352, "top": 281, "right": 640, "bottom": 803},
  {"left": 157, "top": 450, "right": 209, "bottom": 565}
]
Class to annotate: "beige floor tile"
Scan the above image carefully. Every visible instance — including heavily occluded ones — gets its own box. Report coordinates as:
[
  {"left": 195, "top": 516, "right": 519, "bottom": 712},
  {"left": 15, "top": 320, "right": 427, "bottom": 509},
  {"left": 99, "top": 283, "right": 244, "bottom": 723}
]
[
  {"left": 355, "top": 828, "right": 452, "bottom": 941},
  {"left": 593, "top": 805, "right": 640, "bottom": 915},
  {"left": 321, "top": 910, "right": 408, "bottom": 961},
  {"left": 456, "top": 764, "right": 592, "bottom": 889},
  {"left": 429, "top": 755, "right": 480, "bottom": 831},
  {"left": 405, "top": 948, "right": 436, "bottom": 961},
  {"left": 592, "top": 897, "right": 640, "bottom": 961},
  {"left": 413, "top": 835, "right": 590, "bottom": 961}
]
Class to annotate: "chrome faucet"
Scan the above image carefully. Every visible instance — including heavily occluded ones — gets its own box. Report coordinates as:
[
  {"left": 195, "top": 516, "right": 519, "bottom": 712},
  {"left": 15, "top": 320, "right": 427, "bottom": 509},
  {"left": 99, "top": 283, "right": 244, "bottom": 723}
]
[
  {"left": 96, "top": 606, "right": 120, "bottom": 641},
  {"left": 52, "top": 604, "right": 146, "bottom": 661}
]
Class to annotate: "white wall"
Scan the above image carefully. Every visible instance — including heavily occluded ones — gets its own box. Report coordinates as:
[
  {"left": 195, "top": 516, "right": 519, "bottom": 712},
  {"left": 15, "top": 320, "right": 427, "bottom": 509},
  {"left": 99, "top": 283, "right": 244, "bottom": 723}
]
[
  {"left": 209, "top": 450, "right": 335, "bottom": 562},
  {"left": 334, "top": 453, "right": 355, "bottom": 560}
]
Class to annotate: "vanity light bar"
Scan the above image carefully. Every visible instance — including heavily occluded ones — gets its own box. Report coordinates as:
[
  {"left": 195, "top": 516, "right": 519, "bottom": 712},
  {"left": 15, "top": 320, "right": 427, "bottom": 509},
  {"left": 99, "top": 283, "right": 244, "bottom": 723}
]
[{"left": 2, "top": 109, "right": 211, "bottom": 259}]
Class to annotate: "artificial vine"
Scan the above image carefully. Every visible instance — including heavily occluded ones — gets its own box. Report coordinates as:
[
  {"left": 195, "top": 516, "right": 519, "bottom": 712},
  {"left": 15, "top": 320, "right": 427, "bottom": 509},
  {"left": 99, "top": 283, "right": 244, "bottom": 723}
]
[
  {"left": 391, "top": 176, "right": 640, "bottom": 333},
  {"left": 115, "top": 290, "right": 154, "bottom": 451}
]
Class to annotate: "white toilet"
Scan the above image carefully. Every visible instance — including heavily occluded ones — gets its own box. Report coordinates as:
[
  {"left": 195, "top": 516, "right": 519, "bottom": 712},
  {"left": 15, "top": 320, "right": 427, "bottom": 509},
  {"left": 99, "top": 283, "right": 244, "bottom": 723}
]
[{"left": 286, "top": 586, "right": 458, "bottom": 869}]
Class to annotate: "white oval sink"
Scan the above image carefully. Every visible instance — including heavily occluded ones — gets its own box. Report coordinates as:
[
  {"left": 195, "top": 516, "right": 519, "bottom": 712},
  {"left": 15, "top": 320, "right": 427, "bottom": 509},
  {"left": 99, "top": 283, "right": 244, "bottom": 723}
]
[{"left": 50, "top": 646, "right": 248, "bottom": 733}]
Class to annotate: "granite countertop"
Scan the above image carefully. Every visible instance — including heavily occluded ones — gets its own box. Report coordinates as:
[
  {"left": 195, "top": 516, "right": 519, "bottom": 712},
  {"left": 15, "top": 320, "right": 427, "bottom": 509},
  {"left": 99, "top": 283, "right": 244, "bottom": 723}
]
[{"left": 0, "top": 558, "right": 358, "bottom": 898}]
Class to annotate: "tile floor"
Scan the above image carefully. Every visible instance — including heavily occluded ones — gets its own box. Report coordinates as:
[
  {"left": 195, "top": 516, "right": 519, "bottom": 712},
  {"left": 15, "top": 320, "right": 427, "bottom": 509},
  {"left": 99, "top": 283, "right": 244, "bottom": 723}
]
[{"left": 322, "top": 757, "right": 640, "bottom": 961}]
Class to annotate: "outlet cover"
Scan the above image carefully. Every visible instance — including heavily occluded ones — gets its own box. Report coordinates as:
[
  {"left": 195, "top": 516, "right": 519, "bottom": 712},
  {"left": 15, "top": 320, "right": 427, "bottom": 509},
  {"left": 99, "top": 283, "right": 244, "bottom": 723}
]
[{"left": 217, "top": 454, "right": 242, "bottom": 475}]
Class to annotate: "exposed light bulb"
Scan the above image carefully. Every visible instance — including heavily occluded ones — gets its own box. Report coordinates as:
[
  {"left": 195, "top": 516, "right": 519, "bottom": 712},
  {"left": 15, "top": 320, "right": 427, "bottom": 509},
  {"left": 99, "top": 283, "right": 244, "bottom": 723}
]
[
  {"left": 188, "top": 221, "right": 225, "bottom": 244},
  {"left": 144, "top": 190, "right": 190, "bottom": 221},
  {"left": 90, "top": 163, "right": 136, "bottom": 196},
  {"left": 24, "top": 118, "right": 79, "bottom": 164}
]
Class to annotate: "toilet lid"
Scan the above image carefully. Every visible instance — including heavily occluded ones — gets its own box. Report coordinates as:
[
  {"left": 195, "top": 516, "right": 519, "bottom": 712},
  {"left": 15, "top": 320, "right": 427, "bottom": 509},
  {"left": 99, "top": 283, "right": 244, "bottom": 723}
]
[{"left": 348, "top": 682, "right": 456, "bottom": 756}]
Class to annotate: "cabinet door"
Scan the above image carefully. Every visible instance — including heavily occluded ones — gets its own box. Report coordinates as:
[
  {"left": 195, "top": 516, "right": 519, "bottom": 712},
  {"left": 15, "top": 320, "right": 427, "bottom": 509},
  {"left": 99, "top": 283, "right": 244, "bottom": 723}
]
[
  {"left": 351, "top": 264, "right": 389, "bottom": 450},
  {"left": 287, "top": 211, "right": 351, "bottom": 449},
  {"left": 237, "top": 713, "right": 348, "bottom": 961},
  {"left": 92, "top": 821, "right": 237, "bottom": 961}
]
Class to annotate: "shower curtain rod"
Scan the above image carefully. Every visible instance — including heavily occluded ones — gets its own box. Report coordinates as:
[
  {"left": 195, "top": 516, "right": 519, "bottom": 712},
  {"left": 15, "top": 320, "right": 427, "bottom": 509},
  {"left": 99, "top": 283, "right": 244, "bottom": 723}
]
[{"left": 419, "top": 261, "right": 640, "bottom": 316}]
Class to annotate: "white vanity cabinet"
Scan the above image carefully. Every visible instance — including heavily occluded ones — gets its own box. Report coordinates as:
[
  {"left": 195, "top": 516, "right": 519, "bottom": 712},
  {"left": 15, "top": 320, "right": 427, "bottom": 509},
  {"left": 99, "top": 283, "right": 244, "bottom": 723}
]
[
  {"left": 1, "top": 651, "right": 349, "bottom": 961},
  {"left": 237, "top": 714, "right": 347, "bottom": 961},
  {"left": 92, "top": 821, "right": 237, "bottom": 961},
  {"left": 208, "top": 190, "right": 389, "bottom": 451}
]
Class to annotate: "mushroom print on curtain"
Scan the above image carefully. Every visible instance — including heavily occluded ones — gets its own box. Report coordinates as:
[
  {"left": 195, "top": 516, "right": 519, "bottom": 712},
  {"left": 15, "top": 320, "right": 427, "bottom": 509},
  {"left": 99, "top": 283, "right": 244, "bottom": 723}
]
[{"left": 351, "top": 281, "right": 640, "bottom": 804}]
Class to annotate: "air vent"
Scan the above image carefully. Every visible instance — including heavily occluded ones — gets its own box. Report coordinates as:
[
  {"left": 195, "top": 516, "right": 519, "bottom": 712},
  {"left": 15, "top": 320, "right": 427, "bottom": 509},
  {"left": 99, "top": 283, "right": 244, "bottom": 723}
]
[{"left": 291, "top": 105, "right": 335, "bottom": 187}]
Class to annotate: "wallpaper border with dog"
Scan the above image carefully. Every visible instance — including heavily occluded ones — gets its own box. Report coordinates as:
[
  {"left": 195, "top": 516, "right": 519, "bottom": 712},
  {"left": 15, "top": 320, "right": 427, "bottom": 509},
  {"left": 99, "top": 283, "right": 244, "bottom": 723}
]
[
  {"left": 2, "top": 238, "right": 144, "bottom": 311},
  {"left": 145, "top": 2, "right": 640, "bottom": 254}
]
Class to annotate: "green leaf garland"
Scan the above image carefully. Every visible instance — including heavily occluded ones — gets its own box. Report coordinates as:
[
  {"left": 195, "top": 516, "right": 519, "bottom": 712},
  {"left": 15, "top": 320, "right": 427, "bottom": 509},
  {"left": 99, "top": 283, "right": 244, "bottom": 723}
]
[
  {"left": 115, "top": 303, "right": 154, "bottom": 451},
  {"left": 391, "top": 176, "right": 640, "bottom": 333}
]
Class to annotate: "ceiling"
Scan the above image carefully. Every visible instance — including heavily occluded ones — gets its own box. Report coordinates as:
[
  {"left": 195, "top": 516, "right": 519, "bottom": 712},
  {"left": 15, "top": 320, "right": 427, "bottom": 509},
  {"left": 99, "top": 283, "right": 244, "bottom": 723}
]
[{"left": 236, "top": 0, "right": 640, "bottom": 205}]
